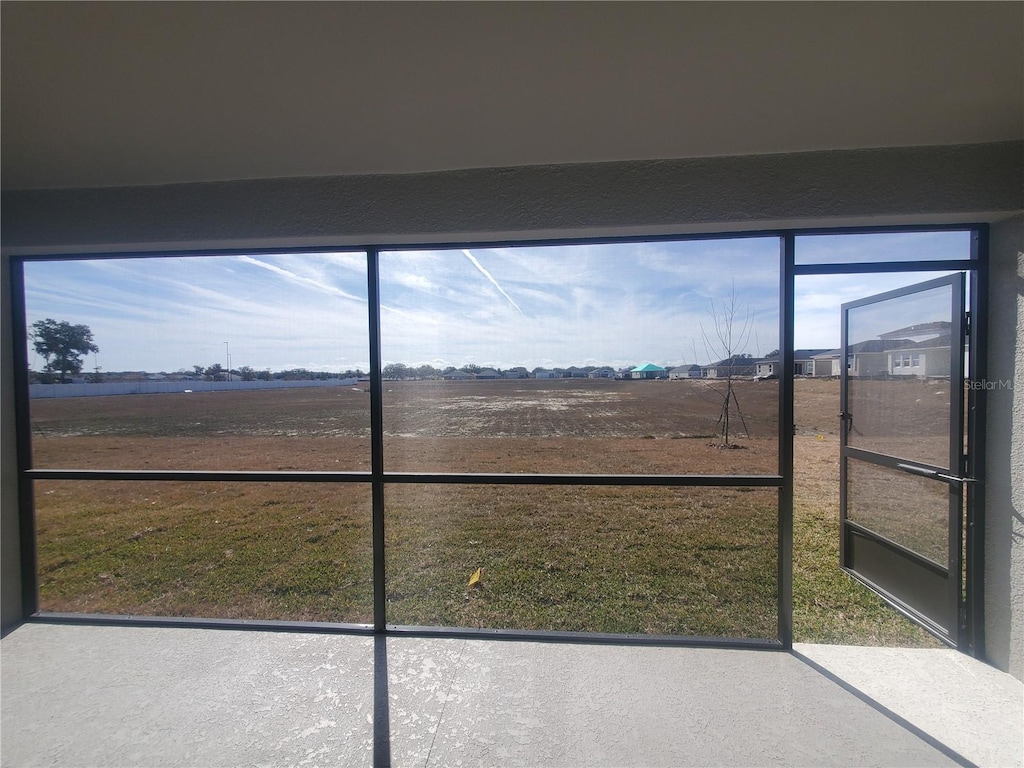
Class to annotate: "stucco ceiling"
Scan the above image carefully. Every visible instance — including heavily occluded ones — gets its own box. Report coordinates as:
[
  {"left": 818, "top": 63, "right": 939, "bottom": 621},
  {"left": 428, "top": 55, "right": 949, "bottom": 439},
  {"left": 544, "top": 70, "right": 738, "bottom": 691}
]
[{"left": 2, "top": 2, "right": 1021, "bottom": 191}]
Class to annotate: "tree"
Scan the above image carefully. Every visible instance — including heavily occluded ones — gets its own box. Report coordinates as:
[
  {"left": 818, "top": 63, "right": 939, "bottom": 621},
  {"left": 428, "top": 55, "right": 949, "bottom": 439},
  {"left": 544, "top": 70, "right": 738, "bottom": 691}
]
[
  {"left": 699, "top": 285, "right": 753, "bottom": 447},
  {"left": 31, "top": 319, "right": 99, "bottom": 383},
  {"left": 382, "top": 362, "right": 409, "bottom": 380},
  {"left": 415, "top": 364, "right": 441, "bottom": 380},
  {"left": 237, "top": 365, "right": 257, "bottom": 381}
]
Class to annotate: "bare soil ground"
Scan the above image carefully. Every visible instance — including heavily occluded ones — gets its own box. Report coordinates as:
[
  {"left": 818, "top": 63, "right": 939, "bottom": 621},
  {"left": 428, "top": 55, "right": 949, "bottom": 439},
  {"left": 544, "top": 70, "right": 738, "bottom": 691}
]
[{"left": 28, "top": 377, "right": 939, "bottom": 645}]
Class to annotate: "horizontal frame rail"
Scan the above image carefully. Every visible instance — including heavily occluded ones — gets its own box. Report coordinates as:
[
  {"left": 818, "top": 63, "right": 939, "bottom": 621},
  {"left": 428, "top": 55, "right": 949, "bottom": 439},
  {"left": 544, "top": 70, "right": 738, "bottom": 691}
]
[
  {"left": 793, "top": 259, "right": 977, "bottom": 275},
  {"left": 25, "top": 468, "right": 783, "bottom": 486},
  {"left": 26, "top": 613, "right": 784, "bottom": 651}
]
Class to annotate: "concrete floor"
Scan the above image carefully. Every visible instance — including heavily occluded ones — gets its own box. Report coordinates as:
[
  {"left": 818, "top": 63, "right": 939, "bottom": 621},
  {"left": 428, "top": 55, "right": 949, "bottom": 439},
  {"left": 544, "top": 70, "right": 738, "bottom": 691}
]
[{"left": 1, "top": 623, "right": 1021, "bottom": 767}]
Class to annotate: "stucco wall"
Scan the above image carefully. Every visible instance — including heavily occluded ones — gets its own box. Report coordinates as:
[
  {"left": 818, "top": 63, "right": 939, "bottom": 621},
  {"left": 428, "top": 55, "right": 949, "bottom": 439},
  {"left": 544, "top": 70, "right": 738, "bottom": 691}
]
[
  {"left": 2, "top": 143, "right": 1023, "bottom": 676},
  {"left": 986, "top": 214, "right": 1024, "bottom": 678},
  {"left": 2, "top": 143, "right": 1020, "bottom": 252}
]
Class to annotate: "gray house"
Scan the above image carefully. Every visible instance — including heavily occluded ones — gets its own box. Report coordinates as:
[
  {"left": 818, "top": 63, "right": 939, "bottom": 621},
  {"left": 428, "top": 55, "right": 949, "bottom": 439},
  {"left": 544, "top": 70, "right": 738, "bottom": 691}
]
[
  {"left": 669, "top": 365, "right": 703, "bottom": 380},
  {"left": 702, "top": 357, "right": 760, "bottom": 379},
  {"left": 812, "top": 340, "right": 913, "bottom": 378},
  {"left": 755, "top": 350, "right": 831, "bottom": 378}
]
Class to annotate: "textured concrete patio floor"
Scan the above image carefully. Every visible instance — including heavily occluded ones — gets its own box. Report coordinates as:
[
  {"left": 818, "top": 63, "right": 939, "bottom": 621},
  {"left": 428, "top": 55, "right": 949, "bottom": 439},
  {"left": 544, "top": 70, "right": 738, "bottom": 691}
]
[{"left": 2, "top": 623, "right": 1021, "bottom": 767}]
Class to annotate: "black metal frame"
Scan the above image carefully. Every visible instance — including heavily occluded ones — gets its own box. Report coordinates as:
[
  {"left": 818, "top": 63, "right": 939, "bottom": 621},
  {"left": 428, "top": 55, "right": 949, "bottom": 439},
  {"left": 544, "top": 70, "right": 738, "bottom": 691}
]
[
  {"left": 824, "top": 250, "right": 986, "bottom": 653},
  {"left": 8, "top": 223, "right": 986, "bottom": 654},
  {"left": 839, "top": 274, "right": 965, "bottom": 643}
]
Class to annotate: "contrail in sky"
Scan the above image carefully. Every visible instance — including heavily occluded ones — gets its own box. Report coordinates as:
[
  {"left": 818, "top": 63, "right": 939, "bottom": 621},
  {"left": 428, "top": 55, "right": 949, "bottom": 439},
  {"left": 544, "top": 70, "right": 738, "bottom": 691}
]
[
  {"left": 236, "top": 255, "right": 364, "bottom": 302},
  {"left": 461, "top": 249, "right": 524, "bottom": 314}
]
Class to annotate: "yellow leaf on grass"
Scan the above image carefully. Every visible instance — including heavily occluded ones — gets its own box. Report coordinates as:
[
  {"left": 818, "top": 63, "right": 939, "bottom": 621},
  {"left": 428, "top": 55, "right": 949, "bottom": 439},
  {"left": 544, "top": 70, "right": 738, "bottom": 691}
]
[{"left": 467, "top": 567, "right": 483, "bottom": 588}]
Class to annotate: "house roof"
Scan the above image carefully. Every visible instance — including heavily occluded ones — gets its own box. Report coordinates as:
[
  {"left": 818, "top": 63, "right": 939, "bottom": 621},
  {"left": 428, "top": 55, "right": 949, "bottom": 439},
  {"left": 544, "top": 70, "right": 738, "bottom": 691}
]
[
  {"left": 888, "top": 334, "right": 953, "bottom": 352},
  {"left": 814, "top": 339, "right": 912, "bottom": 357},
  {"left": 705, "top": 357, "right": 762, "bottom": 368},
  {"left": 879, "top": 321, "right": 952, "bottom": 340},
  {"left": 631, "top": 363, "right": 666, "bottom": 373},
  {"left": 761, "top": 349, "right": 831, "bottom": 362}
]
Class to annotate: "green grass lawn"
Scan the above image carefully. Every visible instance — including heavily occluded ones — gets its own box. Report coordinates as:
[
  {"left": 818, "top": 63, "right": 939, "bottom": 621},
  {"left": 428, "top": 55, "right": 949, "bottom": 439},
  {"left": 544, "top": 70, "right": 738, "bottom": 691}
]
[{"left": 30, "top": 381, "right": 943, "bottom": 646}]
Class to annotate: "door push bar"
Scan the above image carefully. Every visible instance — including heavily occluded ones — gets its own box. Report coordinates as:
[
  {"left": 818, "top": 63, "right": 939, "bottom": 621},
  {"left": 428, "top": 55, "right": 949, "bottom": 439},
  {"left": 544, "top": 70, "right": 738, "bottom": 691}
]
[{"left": 896, "top": 463, "right": 980, "bottom": 485}]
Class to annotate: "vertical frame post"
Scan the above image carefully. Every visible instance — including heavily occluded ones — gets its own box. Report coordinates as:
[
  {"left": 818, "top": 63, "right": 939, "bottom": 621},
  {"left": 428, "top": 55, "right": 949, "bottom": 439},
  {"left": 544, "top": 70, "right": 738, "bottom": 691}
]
[
  {"left": 10, "top": 258, "right": 39, "bottom": 617},
  {"left": 367, "top": 249, "right": 386, "bottom": 632},
  {"left": 966, "top": 226, "right": 988, "bottom": 657},
  {"left": 779, "top": 234, "right": 795, "bottom": 648},
  {"left": 948, "top": 272, "right": 967, "bottom": 650}
]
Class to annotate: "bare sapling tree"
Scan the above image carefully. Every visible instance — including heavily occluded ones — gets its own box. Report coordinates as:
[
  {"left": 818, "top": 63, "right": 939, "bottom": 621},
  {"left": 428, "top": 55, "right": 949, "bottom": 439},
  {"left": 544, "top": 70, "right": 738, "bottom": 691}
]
[{"left": 699, "top": 284, "right": 754, "bottom": 447}]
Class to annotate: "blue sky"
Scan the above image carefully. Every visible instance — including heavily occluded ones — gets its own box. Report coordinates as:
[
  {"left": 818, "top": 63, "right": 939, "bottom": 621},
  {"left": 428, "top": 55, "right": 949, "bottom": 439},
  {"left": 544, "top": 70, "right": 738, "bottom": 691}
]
[{"left": 23, "top": 231, "right": 970, "bottom": 373}]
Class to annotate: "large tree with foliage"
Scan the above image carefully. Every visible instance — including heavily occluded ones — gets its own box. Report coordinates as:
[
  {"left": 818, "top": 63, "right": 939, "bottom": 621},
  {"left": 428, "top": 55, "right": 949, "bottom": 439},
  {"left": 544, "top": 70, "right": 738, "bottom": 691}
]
[{"left": 31, "top": 318, "right": 99, "bottom": 383}]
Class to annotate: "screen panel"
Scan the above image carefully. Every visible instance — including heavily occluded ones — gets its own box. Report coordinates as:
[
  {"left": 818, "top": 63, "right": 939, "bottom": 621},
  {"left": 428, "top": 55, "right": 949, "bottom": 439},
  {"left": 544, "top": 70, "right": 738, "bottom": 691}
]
[
  {"left": 34, "top": 480, "right": 374, "bottom": 623},
  {"left": 24, "top": 253, "right": 371, "bottom": 471},
  {"left": 379, "top": 239, "right": 780, "bottom": 475},
  {"left": 845, "top": 458, "right": 949, "bottom": 566},
  {"left": 795, "top": 231, "right": 972, "bottom": 265},
  {"left": 845, "top": 281, "right": 955, "bottom": 468},
  {"left": 385, "top": 483, "right": 778, "bottom": 639}
]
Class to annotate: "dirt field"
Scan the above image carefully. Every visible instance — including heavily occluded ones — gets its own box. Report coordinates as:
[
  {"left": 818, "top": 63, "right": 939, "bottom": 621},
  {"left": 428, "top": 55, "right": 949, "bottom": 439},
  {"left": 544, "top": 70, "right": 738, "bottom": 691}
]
[
  {"left": 28, "top": 377, "right": 939, "bottom": 645},
  {"left": 31, "top": 378, "right": 780, "bottom": 474}
]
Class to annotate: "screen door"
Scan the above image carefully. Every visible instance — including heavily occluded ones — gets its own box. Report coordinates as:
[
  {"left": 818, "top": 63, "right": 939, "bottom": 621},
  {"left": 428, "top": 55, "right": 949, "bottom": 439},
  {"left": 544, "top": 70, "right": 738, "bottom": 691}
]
[{"left": 839, "top": 273, "right": 967, "bottom": 645}]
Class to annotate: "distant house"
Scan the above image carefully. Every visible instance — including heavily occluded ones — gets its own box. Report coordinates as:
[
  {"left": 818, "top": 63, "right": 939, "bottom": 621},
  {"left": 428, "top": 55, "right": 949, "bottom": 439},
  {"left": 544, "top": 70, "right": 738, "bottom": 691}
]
[
  {"left": 442, "top": 370, "right": 473, "bottom": 380},
  {"left": 503, "top": 367, "right": 530, "bottom": 379},
  {"left": 533, "top": 368, "right": 558, "bottom": 379},
  {"left": 812, "top": 339, "right": 910, "bottom": 378},
  {"left": 888, "top": 334, "right": 952, "bottom": 377},
  {"left": 668, "top": 364, "right": 702, "bottom": 380},
  {"left": 754, "top": 350, "right": 831, "bottom": 378},
  {"left": 475, "top": 368, "right": 500, "bottom": 379},
  {"left": 702, "top": 357, "right": 760, "bottom": 379},
  {"left": 563, "top": 366, "right": 589, "bottom": 378},
  {"left": 630, "top": 363, "right": 668, "bottom": 380},
  {"left": 588, "top": 367, "right": 617, "bottom": 378},
  {"left": 810, "top": 322, "right": 953, "bottom": 378},
  {"left": 810, "top": 350, "right": 839, "bottom": 377}
]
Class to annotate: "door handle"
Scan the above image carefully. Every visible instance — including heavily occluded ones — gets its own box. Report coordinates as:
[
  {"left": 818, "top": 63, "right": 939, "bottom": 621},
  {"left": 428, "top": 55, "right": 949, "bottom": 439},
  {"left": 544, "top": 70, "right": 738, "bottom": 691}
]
[
  {"left": 838, "top": 412, "right": 853, "bottom": 436},
  {"left": 896, "top": 463, "right": 937, "bottom": 478},
  {"left": 896, "top": 463, "right": 979, "bottom": 485}
]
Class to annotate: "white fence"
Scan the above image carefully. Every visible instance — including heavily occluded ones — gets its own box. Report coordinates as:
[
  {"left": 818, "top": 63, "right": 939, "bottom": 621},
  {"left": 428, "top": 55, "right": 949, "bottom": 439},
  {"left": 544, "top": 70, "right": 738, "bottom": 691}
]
[{"left": 29, "top": 378, "right": 360, "bottom": 399}]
